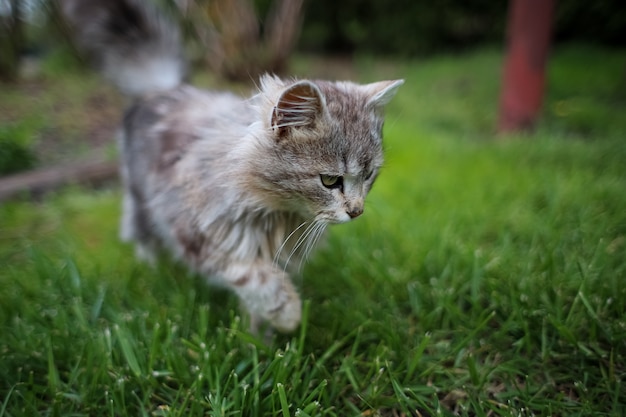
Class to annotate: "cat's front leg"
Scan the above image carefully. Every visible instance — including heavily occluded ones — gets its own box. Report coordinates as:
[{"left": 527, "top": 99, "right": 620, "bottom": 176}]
[{"left": 217, "top": 261, "right": 302, "bottom": 333}]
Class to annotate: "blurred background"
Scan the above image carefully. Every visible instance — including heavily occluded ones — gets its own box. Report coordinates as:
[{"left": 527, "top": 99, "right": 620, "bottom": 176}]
[
  {"left": 2, "top": 0, "right": 626, "bottom": 78},
  {"left": 1, "top": 3, "right": 625, "bottom": 413},
  {"left": 0, "top": 0, "right": 625, "bottom": 183}
]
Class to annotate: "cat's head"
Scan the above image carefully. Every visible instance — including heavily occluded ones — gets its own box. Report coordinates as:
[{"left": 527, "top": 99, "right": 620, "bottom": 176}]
[{"left": 250, "top": 75, "right": 403, "bottom": 224}]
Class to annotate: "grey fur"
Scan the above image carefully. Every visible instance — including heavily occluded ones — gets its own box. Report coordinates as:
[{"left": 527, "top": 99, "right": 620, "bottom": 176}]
[{"left": 63, "top": 0, "right": 403, "bottom": 332}]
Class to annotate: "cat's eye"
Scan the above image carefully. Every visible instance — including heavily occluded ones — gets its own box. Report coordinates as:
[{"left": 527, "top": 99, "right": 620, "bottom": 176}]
[{"left": 320, "top": 174, "right": 343, "bottom": 189}]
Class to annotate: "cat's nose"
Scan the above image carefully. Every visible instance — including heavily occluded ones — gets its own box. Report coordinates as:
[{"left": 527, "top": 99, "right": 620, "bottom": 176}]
[{"left": 347, "top": 207, "right": 363, "bottom": 219}]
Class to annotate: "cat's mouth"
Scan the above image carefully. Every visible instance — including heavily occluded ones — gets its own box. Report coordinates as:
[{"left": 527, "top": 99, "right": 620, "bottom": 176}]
[{"left": 315, "top": 211, "right": 353, "bottom": 225}]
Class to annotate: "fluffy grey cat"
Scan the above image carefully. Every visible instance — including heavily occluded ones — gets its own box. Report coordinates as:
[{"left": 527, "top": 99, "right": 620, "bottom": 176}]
[{"left": 62, "top": 0, "right": 402, "bottom": 332}]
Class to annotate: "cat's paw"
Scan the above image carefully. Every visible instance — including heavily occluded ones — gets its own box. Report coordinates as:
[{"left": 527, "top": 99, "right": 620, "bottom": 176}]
[
  {"left": 228, "top": 265, "right": 302, "bottom": 333},
  {"left": 134, "top": 243, "right": 157, "bottom": 266},
  {"left": 266, "top": 284, "right": 301, "bottom": 333}
]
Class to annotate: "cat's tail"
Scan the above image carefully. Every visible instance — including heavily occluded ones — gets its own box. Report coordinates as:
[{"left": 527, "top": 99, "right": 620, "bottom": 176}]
[{"left": 61, "top": 0, "right": 186, "bottom": 97}]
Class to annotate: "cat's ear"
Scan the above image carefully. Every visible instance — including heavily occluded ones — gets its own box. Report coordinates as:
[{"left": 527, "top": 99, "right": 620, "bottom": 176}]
[
  {"left": 271, "top": 81, "right": 325, "bottom": 137},
  {"left": 363, "top": 79, "right": 404, "bottom": 108}
]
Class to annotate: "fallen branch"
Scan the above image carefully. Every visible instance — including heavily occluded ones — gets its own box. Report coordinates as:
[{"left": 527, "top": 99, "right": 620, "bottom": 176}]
[{"left": 0, "top": 153, "right": 118, "bottom": 202}]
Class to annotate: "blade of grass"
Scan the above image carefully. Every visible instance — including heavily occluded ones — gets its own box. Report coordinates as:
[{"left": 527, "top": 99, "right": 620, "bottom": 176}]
[
  {"left": 114, "top": 324, "right": 142, "bottom": 377},
  {"left": 276, "top": 383, "right": 291, "bottom": 417}
]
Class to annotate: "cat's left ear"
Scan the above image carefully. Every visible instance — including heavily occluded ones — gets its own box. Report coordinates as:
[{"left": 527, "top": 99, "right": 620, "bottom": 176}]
[
  {"left": 271, "top": 81, "right": 326, "bottom": 138},
  {"left": 363, "top": 79, "right": 404, "bottom": 108}
]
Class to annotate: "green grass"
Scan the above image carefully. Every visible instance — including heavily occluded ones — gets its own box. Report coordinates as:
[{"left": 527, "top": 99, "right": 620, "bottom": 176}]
[
  {"left": 1, "top": 45, "right": 626, "bottom": 416},
  {"left": 0, "top": 121, "right": 39, "bottom": 174},
  {"left": 0, "top": 62, "right": 123, "bottom": 169}
]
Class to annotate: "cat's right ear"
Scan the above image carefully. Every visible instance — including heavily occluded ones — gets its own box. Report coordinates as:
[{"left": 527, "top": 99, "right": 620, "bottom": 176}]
[
  {"left": 271, "top": 81, "right": 325, "bottom": 138},
  {"left": 364, "top": 79, "right": 404, "bottom": 109}
]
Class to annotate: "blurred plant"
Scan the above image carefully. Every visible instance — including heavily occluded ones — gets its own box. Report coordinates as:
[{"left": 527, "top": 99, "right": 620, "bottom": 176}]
[
  {"left": 0, "top": 121, "right": 38, "bottom": 175},
  {"left": 173, "top": 0, "right": 304, "bottom": 80},
  {"left": 45, "top": 0, "right": 303, "bottom": 81}
]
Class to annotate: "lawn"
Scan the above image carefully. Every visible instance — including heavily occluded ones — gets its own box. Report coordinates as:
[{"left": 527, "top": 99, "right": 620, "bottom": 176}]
[{"left": 1, "top": 45, "right": 625, "bottom": 416}]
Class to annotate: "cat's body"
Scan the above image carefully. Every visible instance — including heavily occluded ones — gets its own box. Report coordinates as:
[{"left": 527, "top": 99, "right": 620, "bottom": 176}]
[{"left": 62, "top": 0, "right": 402, "bottom": 332}]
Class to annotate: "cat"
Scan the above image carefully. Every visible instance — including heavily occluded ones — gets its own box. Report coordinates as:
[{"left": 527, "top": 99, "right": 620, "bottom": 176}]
[{"left": 61, "top": 0, "right": 403, "bottom": 333}]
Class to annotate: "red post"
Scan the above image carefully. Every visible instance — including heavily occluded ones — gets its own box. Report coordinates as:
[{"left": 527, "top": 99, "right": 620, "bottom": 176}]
[{"left": 498, "top": 0, "right": 556, "bottom": 133}]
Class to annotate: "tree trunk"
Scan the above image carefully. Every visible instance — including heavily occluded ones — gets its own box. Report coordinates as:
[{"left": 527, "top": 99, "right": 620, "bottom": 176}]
[
  {"left": 0, "top": 153, "right": 118, "bottom": 202},
  {"left": 497, "top": 0, "right": 555, "bottom": 133},
  {"left": 0, "top": 0, "right": 23, "bottom": 82}
]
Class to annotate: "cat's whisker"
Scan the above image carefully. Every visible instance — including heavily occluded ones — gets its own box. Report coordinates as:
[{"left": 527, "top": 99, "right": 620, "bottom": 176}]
[
  {"left": 297, "top": 222, "right": 318, "bottom": 271},
  {"left": 283, "top": 220, "right": 319, "bottom": 271},
  {"left": 298, "top": 221, "right": 326, "bottom": 272},
  {"left": 285, "top": 222, "right": 316, "bottom": 266},
  {"left": 307, "top": 222, "right": 324, "bottom": 258},
  {"left": 308, "top": 222, "right": 325, "bottom": 257},
  {"left": 273, "top": 220, "right": 308, "bottom": 267}
]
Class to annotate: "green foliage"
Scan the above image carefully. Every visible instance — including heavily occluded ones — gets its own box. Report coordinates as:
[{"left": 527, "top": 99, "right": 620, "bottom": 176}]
[
  {"left": 0, "top": 121, "right": 38, "bottom": 175},
  {"left": 300, "top": 0, "right": 507, "bottom": 55},
  {"left": 37, "top": 46, "right": 86, "bottom": 77},
  {"left": 556, "top": 1, "right": 626, "bottom": 46},
  {"left": 1, "top": 45, "right": 625, "bottom": 415},
  {"left": 299, "top": 0, "right": 626, "bottom": 55}
]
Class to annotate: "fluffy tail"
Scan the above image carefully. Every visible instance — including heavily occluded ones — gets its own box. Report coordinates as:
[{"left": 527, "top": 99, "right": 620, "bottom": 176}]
[{"left": 61, "top": 0, "right": 186, "bottom": 96}]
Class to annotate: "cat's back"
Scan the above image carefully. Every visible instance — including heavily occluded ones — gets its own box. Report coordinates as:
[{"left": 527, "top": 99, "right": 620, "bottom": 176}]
[{"left": 122, "top": 85, "right": 254, "bottom": 180}]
